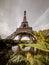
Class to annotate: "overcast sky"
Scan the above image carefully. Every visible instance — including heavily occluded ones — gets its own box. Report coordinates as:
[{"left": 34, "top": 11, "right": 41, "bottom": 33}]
[{"left": 0, "top": 0, "right": 49, "bottom": 38}]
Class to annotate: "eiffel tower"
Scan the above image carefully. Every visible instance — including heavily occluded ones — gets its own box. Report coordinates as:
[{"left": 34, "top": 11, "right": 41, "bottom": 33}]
[{"left": 6, "top": 11, "right": 36, "bottom": 42}]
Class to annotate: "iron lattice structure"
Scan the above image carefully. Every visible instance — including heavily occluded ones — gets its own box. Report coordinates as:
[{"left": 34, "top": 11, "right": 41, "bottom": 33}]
[{"left": 6, "top": 11, "right": 36, "bottom": 42}]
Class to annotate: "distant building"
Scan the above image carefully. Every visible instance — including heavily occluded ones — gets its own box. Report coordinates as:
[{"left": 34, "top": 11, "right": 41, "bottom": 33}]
[{"left": 43, "top": 29, "right": 49, "bottom": 36}]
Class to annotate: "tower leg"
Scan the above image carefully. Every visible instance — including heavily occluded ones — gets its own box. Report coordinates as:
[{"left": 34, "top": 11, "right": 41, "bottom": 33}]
[
  {"left": 29, "top": 36, "right": 33, "bottom": 43},
  {"left": 29, "top": 35, "right": 36, "bottom": 43},
  {"left": 18, "top": 34, "right": 22, "bottom": 41}
]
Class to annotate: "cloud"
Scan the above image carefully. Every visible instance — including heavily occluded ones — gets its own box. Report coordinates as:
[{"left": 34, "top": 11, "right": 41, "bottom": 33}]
[
  {"left": 33, "top": 8, "right": 49, "bottom": 31},
  {"left": 0, "top": 9, "right": 12, "bottom": 38},
  {"left": 0, "top": 22, "right": 12, "bottom": 38}
]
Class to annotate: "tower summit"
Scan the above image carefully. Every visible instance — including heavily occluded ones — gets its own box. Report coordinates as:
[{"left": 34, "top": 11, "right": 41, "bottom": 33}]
[
  {"left": 24, "top": 10, "right": 26, "bottom": 16},
  {"left": 23, "top": 11, "right": 27, "bottom": 23}
]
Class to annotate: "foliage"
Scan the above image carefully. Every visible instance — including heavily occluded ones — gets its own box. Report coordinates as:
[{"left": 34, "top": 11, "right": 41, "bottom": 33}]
[
  {"left": 0, "top": 30, "right": 49, "bottom": 65},
  {"left": 7, "top": 54, "right": 30, "bottom": 65},
  {"left": 33, "top": 55, "right": 49, "bottom": 65},
  {"left": 0, "top": 50, "right": 10, "bottom": 65},
  {"left": 34, "top": 30, "right": 49, "bottom": 43},
  {"left": 26, "top": 52, "right": 33, "bottom": 65},
  {"left": 19, "top": 30, "right": 49, "bottom": 51},
  {"left": 0, "top": 39, "right": 15, "bottom": 65}
]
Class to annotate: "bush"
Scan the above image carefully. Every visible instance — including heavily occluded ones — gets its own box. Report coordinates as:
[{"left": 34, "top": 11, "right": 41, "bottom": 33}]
[
  {"left": 33, "top": 55, "right": 49, "bottom": 65},
  {"left": 7, "top": 55, "right": 30, "bottom": 65}
]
